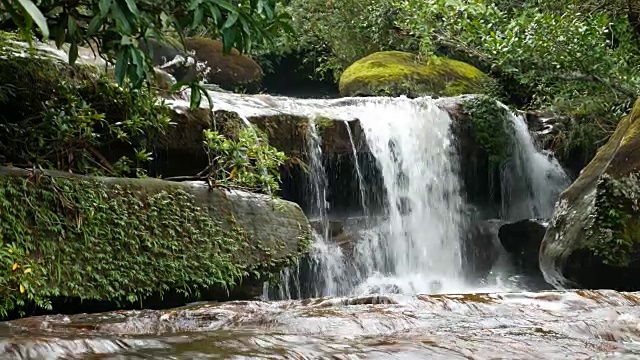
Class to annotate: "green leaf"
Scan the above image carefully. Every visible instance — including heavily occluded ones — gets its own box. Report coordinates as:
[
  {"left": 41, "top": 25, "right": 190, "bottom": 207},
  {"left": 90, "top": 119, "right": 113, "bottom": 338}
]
[
  {"left": 99, "top": 0, "right": 112, "bottom": 17},
  {"left": 222, "top": 11, "right": 239, "bottom": 29},
  {"left": 87, "top": 16, "right": 103, "bottom": 36},
  {"left": 15, "top": 0, "right": 49, "bottom": 38},
  {"left": 189, "top": 85, "right": 202, "bottom": 110},
  {"left": 112, "top": 0, "right": 134, "bottom": 35},
  {"left": 122, "top": 0, "right": 139, "bottom": 17},
  {"left": 115, "top": 47, "right": 129, "bottom": 86},
  {"left": 68, "top": 41, "right": 78, "bottom": 65},
  {"left": 67, "top": 16, "right": 77, "bottom": 36},
  {"left": 221, "top": 27, "right": 237, "bottom": 53},
  {"left": 192, "top": 6, "right": 204, "bottom": 29}
]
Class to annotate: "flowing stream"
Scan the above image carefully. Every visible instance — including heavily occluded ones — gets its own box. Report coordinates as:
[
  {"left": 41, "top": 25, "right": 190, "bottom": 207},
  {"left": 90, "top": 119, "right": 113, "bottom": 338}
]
[
  {"left": 0, "top": 92, "right": 586, "bottom": 358},
  {"left": 3, "top": 290, "right": 640, "bottom": 359}
]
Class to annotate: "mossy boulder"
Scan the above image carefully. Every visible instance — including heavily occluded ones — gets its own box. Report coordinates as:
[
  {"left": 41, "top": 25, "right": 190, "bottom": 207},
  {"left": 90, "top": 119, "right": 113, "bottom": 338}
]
[
  {"left": 540, "top": 98, "right": 640, "bottom": 290},
  {"left": 338, "top": 51, "right": 489, "bottom": 97},
  {"left": 0, "top": 166, "right": 311, "bottom": 318}
]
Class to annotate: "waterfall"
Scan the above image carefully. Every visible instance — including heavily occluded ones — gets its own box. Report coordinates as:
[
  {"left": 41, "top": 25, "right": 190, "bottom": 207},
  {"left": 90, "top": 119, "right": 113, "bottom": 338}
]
[
  {"left": 173, "top": 92, "right": 567, "bottom": 298},
  {"left": 350, "top": 98, "right": 466, "bottom": 293},
  {"left": 501, "top": 111, "right": 570, "bottom": 221}
]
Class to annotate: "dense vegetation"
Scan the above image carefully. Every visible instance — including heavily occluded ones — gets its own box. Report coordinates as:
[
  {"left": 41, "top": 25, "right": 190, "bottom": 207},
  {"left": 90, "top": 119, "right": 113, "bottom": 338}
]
[
  {"left": 0, "top": 0, "right": 297, "bottom": 317},
  {"left": 259, "top": 0, "right": 640, "bottom": 163},
  {"left": 0, "top": 172, "right": 310, "bottom": 317}
]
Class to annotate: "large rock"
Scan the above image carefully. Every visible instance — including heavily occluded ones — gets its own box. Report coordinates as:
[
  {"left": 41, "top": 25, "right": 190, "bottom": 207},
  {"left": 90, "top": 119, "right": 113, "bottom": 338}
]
[
  {"left": 185, "top": 38, "right": 263, "bottom": 92},
  {"left": 338, "top": 51, "right": 489, "bottom": 97},
  {"left": 540, "top": 98, "right": 640, "bottom": 290},
  {"left": 0, "top": 166, "right": 311, "bottom": 317},
  {"left": 499, "top": 219, "right": 548, "bottom": 275},
  {"left": 139, "top": 38, "right": 263, "bottom": 92},
  {"left": 461, "top": 219, "right": 504, "bottom": 279}
]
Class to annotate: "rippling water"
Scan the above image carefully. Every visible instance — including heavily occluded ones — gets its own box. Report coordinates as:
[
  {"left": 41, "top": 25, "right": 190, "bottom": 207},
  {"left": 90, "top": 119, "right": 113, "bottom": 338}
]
[{"left": 2, "top": 290, "right": 640, "bottom": 359}]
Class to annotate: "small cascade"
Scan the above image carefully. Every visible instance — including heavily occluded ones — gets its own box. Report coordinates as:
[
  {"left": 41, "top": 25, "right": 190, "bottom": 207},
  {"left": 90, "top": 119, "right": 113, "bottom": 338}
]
[
  {"left": 170, "top": 91, "right": 570, "bottom": 298},
  {"left": 351, "top": 98, "right": 466, "bottom": 292},
  {"left": 501, "top": 111, "right": 570, "bottom": 221}
]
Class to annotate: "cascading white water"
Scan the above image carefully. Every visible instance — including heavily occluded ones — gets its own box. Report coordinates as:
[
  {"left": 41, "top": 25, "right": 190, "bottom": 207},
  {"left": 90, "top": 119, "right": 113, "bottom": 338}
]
[
  {"left": 350, "top": 98, "right": 466, "bottom": 292},
  {"left": 169, "top": 92, "right": 563, "bottom": 297},
  {"left": 303, "top": 119, "right": 349, "bottom": 297},
  {"left": 501, "top": 112, "right": 570, "bottom": 221}
]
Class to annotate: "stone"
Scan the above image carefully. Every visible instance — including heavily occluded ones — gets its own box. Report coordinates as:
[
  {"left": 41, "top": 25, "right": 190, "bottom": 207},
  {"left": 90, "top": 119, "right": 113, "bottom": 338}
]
[
  {"left": 540, "top": 98, "right": 640, "bottom": 290},
  {"left": 0, "top": 166, "right": 312, "bottom": 311},
  {"left": 138, "top": 37, "right": 264, "bottom": 92},
  {"left": 338, "top": 51, "right": 490, "bottom": 97},
  {"left": 184, "top": 37, "right": 263, "bottom": 92},
  {"left": 461, "top": 219, "right": 504, "bottom": 280},
  {"left": 499, "top": 219, "right": 548, "bottom": 274}
]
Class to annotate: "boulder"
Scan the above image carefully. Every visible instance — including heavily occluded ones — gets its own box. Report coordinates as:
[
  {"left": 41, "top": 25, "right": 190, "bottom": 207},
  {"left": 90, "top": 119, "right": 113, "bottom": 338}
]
[
  {"left": 338, "top": 51, "right": 489, "bottom": 97},
  {"left": 185, "top": 38, "right": 263, "bottom": 92},
  {"left": 138, "top": 37, "right": 263, "bottom": 92},
  {"left": 461, "top": 219, "right": 504, "bottom": 279},
  {"left": 540, "top": 98, "right": 640, "bottom": 290},
  {"left": 499, "top": 219, "right": 548, "bottom": 274},
  {"left": 0, "top": 166, "right": 311, "bottom": 317}
]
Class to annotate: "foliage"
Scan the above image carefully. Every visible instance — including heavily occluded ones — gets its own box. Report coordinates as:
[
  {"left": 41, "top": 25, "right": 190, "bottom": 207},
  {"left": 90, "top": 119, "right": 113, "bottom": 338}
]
[
  {"left": 463, "top": 95, "right": 513, "bottom": 171},
  {"left": 0, "top": 50, "right": 170, "bottom": 177},
  {"left": 253, "top": 0, "right": 418, "bottom": 81},
  {"left": 0, "top": 171, "right": 311, "bottom": 318},
  {"left": 203, "top": 127, "right": 287, "bottom": 195},
  {"left": 590, "top": 172, "right": 640, "bottom": 267},
  {"left": 0, "top": 0, "right": 292, "bottom": 106},
  {"left": 397, "top": 0, "right": 640, "bottom": 159}
]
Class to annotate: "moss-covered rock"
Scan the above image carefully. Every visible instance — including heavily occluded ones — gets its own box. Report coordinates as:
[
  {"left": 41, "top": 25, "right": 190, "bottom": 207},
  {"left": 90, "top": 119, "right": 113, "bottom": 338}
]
[
  {"left": 338, "top": 51, "right": 490, "bottom": 97},
  {"left": 540, "top": 98, "right": 640, "bottom": 290},
  {"left": 0, "top": 166, "right": 311, "bottom": 318}
]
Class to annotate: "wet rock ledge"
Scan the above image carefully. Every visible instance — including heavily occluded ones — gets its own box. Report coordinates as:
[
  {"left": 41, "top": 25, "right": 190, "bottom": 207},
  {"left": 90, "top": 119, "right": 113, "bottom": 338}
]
[{"left": 0, "top": 166, "right": 312, "bottom": 319}]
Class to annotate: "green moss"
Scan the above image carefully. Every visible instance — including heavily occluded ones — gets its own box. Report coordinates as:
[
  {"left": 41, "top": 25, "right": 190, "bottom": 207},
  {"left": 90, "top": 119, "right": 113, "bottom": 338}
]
[
  {"left": 589, "top": 172, "right": 640, "bottom": 267},
  {"left": 0, "top": 172, "right": 310, "bottom": 318},
  {"left": 463, "top": 95, "right": 513, "bottom": 171},
  {"left": 338, "top": 51, "right": 490, "bottom": 97}
]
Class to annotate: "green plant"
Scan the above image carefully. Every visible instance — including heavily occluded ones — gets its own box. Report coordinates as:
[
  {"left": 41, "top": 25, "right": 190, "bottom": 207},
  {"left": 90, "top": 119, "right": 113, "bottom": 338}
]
[
  {"left": 0, "top": 0, "right": 293, "bottom": 107},
  {"left": 253, "top": 0, "right": 419, "bottom": 81},
  {"left": 463, "top": 95, "right": 513, "bottom": 172},
  {"left": 0, "top": 52, "right": 171, "bottom": 176},
  {"left": 397, "top": 0, "right": 639, "bottom": 160},
  {"left": 589, "top": 172, "right": 640, "bottom": 267},
  {"left": 203, "top": 127, "right": 287, "bottom": 195},
  {"left": 0, "top": 171, "right": 310, "bottom": 318}
]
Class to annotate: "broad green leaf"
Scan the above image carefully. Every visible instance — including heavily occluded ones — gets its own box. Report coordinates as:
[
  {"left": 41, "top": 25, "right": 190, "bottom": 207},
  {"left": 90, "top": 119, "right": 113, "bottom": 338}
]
[
  {"left": 115, "top": 47, "right": 129, "bottom": 85},
  {"left": 192, "top": 6, "right": 204, "bottom": 29},
  {"left": 69, "top": 41, "right": 79, "bottom": 65},
  {"left": 122, "top": 0, "right": 139, "bottom": 17},
  {"left": 16, "top": 0, "right": 49, "bottom": 38},
  {"left": 221, "top": 27, "right": 237, "bottom": 53},
  {"left": 67, "top": 16, "right": 77, "bottom": 36},
  {"left": 99, "top": 0, "right": 112, "bottom": 17},
  {"left": 222, "top": 11, "right": 239, "bottom": 29},
  {"left": 87, "top": 16, "right": 102, "bottom": 36}
]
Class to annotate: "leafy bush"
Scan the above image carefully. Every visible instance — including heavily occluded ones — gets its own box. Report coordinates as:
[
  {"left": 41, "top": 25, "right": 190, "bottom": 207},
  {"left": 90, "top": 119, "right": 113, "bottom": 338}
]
[
  {"left": 203, "top": 127, "right": 287, "bottom": 195},
  {"left": 253, "top": 0, "right": 418, "bottom": 81},
  {"left": 0, "top": 0, "right": 292, "bottom": 107},
  {"left": 397, "top": 0, "right": 640, "bottom": 159},
  {"left": 0, "top": 51, "right": 171, "bottom": 177}
]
